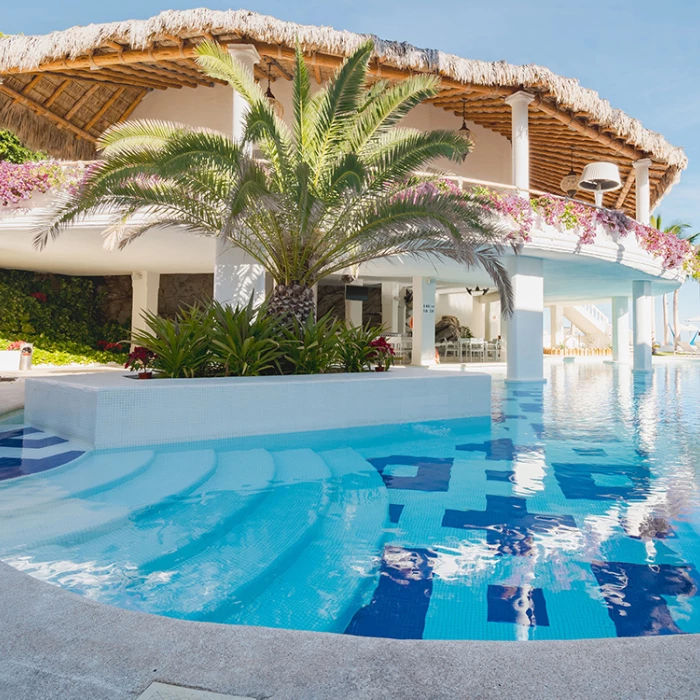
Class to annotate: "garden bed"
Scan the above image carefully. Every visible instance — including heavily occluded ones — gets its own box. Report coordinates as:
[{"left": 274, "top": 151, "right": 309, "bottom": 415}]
[{"left": 25, "top": 369, "right": 491, "bottom": 449}]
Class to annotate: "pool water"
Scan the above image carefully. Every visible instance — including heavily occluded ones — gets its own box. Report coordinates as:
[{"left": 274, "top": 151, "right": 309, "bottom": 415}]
[{"left": 1, "top": 361, "right": 700, "bottom": 640}]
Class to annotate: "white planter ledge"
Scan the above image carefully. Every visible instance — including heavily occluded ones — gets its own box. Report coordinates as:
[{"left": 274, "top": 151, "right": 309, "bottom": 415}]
[
  {"left": 0, "top": 350, "right": 21, "bottom": 371},
  {"left": 25, "top": 369, "right": 491, "bottom": 449}
]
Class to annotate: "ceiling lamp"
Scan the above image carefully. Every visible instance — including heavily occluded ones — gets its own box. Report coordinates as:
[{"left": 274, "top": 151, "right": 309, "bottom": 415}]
[
  {"left": 560, "top": 146, "right": 579, "bottom": 198},
  {"left": 264, "top": 63, "right": 284, "bottom": 118},
  {"left": 466, "top": 286, "right": 490, "bottom": 296},
  {"left": 458, "top": 98, "right": 473, "bottom": 143},
  {"left": 578, "top": 161, "right": 622, "bottom": 205}
]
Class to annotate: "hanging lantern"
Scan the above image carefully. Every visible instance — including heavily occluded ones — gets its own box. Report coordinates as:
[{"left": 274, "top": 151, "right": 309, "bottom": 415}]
[
  {"left": 560, "top": 146, "right": 579, "bottom": 197},
  {"left": 578, "top": 162, "right": 622, "bottom": 193},
  {"left": 457, "top": 98, "right": 474, "bottom": 144},
  {"left": 264, "top": 63, "right": 284, "bottom": 118}
]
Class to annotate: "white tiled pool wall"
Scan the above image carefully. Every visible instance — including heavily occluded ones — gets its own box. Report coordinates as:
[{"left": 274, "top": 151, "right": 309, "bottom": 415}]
[{"left": 25, "top": 371, "right": 491, "bottom": 449}]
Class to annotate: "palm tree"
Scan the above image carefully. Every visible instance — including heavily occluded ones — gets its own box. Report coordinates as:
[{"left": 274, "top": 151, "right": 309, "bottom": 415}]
[
  {"left": 36, "top": 41, "right": 513, "bottom": 324},
  {"left": 650, "top": 215, "right": 698, "bottom": 351}
]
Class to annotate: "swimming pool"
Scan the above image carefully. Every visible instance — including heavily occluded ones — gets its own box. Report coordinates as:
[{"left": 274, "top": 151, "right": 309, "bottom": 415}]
[{"left": 1, "top": 360, "right": 699, "bottom": 640}]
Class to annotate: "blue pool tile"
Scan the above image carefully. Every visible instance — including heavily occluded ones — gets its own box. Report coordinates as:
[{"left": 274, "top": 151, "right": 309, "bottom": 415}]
[
  {"left": 0, "top": 435, "right": 68, "bottom": 449},
  {"left": 0, "top": 427, "right": 41, "bottom": 441},
  {"left": 442, "top": 494, "right": 577, "bottom": 556},
  {"left": 591, "top": 561, "right": 699, "bottom": 637},
  {"left": 345, "top": 545, "right": 436, "bottom": 639},
  {"left": 456, "top": 438, "right": 540, "bottom": 462},
  {"left": 487, "top": 585, "right": 549, "bottom": 627},
  {"left": 553, "top": 462, "right": 651, "bottom": 501},
  {"left": 0, "top": 451, "right": 85, "bottom": 480},
  {"left": 388, "top": 504, "right": 405, "bottom": 524},
  {"left": 368, "top": 455, "right": 453, "bottom": 492},
  {"left": 573, "top": 447, "right": 608, "bottom": 457},
  {"left": 486, "top": 469, "right": 515, "bottom": 483},
  {"left": 519, "top": 403, "right": 544, "bottom": 413}
]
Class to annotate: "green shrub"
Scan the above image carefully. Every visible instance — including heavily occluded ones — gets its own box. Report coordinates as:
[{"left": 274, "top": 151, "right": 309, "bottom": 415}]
[
  {"left": 0, "top": 129, "right": 45, "bottom": 164},
  {"left": 131, "top": 305, "right": 212, "bottom": 378},
  {"left": 281, "top": 313, "right": 344, "bottom": 375},
  {"left": 336, "top": 323, "right": 384, "bottom": 372},
  {"left": 209, "top": 299, "right": 281, "bottom": 377}
]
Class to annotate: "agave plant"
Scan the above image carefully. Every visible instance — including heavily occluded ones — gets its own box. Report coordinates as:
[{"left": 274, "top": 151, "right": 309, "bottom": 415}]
[{"left": 37, "top": 40, "right": 513, "bottom": 324}]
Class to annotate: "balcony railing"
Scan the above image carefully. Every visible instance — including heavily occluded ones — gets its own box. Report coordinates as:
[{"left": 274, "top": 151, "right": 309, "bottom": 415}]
[{"left": 1, "top": 160, "right": 696, "bottom": 276}]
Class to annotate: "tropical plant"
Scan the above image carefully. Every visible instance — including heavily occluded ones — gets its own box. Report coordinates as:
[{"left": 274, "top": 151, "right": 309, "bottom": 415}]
[
  {"left": 209, "top": 298, "right": 281, "bottom": 376},
  {"left": 37, "top": 40, "right": 514, "bottom": 324},
  {"left": 280, "top": 312, "right": 344, "bottom": 374},
  {"left": 369, "top": 335, "right": 396, "bottom": 371},
  {"left": 650, "top": 215, "right": 699, "bottom": 351},
  {"left": 0, "top": 129, "right": 44, "bottom": 164},
  {"left": 130, "top": 305, "right": 211, "bottom": 378},
  {"left": 336, "top": 323, "right": 384, "bottom": 372}
]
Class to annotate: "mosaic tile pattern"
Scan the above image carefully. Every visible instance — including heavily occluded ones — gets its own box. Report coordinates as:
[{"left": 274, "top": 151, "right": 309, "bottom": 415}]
[
  {"left": 2, "top": 362, "right": 700, "bottom": 641},
  {"left": 0, "top": 424, "right": 86, "bottom": 481}
]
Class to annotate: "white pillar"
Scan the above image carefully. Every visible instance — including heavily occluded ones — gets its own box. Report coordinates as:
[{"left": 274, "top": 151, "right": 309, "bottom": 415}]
[
  {"left": 633, "top": 280, "right": 653, "bottom": 372},
  {"left": 131, "top": 271, "right": 160, "bottom": 338},
  {"left": 504, "top": 91, "right": 535, "bottom": 194},
  {"left": 484, "top": 300, "right": 492, "bottom": 341},
  {"left": 214, "top": 45, "right": 266, "bottom": 309},
  {"left": 633, "top": 158, "right": 652, "bottom": 225},
  {"left": 345, "top": 288, "right": 364, "bottom": 329},
  {"left": 411, "top": 276, "right": 437, "bottom": 366},
  {"left": 506, "top": 257, "right": 544, "bottom": 382},
  {"left": 611, "top": 296, "right": 630, "bottom": 364},
  {"left": 381, "top": 281, "right": 400, "bottom": 333},
  {"left": 549, "top": 305, "right": 563, "bottom": 347},
  {"left": 471, "top": 299, "right": 486, "bottom": 339}
]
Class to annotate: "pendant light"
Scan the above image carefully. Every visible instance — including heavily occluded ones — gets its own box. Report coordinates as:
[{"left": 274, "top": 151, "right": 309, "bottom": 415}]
[
  {"left": 560, "top": 146, "right": 579, "bottom": 198},
  {"left": 264, "top": 63, "right": 284, "bottom": 118},
  {"left": 458, "top": 98, "right": 473, "bottom": 142}
]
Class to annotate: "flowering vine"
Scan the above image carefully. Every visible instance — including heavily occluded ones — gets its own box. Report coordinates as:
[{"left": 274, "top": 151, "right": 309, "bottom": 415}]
[{"left": 0, "top": 161, "right": 93, "bottom": 206}]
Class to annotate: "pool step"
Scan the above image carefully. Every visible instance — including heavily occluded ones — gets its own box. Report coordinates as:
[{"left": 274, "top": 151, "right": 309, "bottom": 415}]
[
  {"left": 0, "top": 450, "right": 155, "bottom": 516},
  {"left": 228, "top": 447, "right": 388, "bottom": 632},
  {"left": 128, "top": 448, "right": 332, "bottom": 622},
  {"left": 22, "top": 449, "right": 277, "bottom": 591},
  {"left": 0, "top": 450, "right": 216, "bottom": 553}
]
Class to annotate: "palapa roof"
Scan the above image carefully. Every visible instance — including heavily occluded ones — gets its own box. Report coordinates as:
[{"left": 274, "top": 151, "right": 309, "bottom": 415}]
[{"left": 0, "top": 7, "right": 687, "bottom": 214}]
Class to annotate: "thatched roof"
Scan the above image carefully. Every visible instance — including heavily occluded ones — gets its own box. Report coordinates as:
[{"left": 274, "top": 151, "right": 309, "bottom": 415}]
[{"left": 0, "top": 8, "right": 687, "bottom": 213}]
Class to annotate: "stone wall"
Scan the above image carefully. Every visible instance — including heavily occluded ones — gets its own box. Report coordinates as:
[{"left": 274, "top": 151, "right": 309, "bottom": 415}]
[{"left": 97, "top": 273, "right": 214, "bottom": 323}]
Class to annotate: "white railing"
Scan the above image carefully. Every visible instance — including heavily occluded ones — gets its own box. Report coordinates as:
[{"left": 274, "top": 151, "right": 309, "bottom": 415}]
[{"left": 580, "top": 304, "right": 611, "bottom": 330}]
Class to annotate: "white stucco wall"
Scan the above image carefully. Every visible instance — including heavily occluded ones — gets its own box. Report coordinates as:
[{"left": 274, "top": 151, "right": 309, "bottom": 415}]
[
  {"left": 131, "top": 85, "right": 233, "bottom": 135},
  {"left": 436, "top": 291, "right": 473, "bottom": 325},
  {"left": 128, "top": 77, "right": 512, "bottom": 185}
]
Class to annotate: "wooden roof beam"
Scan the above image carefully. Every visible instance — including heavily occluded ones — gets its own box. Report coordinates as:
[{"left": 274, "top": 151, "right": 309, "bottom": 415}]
[
  {"left": 0, "top": 83, "right": 96, "bottom": 142},
  {"left": 43, "top": 79, "right": 71, "bottom": 108},
  {"left": 65, "top": 84, "right": 101, "bottom": 119},
  {"left": 84, "top": 87, "right": 126, "bottom": 131}
]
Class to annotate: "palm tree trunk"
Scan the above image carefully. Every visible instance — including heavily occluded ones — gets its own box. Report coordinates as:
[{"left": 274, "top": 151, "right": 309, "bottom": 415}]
[
  {"left": 267, "top": 282, "right": 315, "bottom": 325},
  {"left": 673, "top": 288, "right": 680, "bottom": 352},
  {"left": 662, "top": 294, "right": 669, "bottom": 346}
]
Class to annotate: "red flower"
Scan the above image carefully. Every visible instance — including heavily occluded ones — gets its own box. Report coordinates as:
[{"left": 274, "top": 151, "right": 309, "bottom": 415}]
[
  {"left": 30, "top": 292, "right": 47, "bottom": 303},
  {"left": 6, "top": 340, "right": 24, "bottom": 350},
  {"left": 125, "top": 346, "right": 156, "bottom": 371}
]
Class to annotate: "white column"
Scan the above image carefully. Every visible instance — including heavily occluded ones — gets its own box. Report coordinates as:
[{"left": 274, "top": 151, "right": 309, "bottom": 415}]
[
  {"left": 504, "top": 91, "right": 535, "bottom": 193},
  {"left": 381, "top": 281, "right": 400, "bottom": 333},
  {"left": 345, "top": 285, "right": 364, "bottom": 329},
  {"left": 471, "top": 299, "right": 486, "bottom": 339},
  {"left": 611, "top": 296, "right": 630, "bottom": 364},
  {"left": 484, "top": 300, "right": 492, "bottom": 341},
  {"left": 131, "top": 271, "right": 160, "bottom": 338},
  {"left": 633, "top": 280, "right": 653, "bottom": 372},
  {"left": 412, "top": 276, "right": 437, "bottom": 366},
  {"left": 549, "top": 305, "right": 563, "bottom": 347},
  {"left": 214, "top": 45, "right": 266, "bottom": 309},
  {"left": 633, "top": 158, "right": 652, "bottom": 225},
  {"left": 506, "top": 257, "right": 544, "bottom": 382}
]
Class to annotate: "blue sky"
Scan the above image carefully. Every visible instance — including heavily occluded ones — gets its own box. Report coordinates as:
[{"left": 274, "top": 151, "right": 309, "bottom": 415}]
[{"left": 4, "top": 1, "right": 699, "bottom": 325}]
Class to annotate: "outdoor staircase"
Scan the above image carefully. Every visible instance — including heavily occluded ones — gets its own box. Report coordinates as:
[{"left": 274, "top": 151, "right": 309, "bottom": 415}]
[
  {"left": 0, "top": 441, "right": 390, "bottom": 633},
  {"left": 563, "top": 304, "right": 612, "bottom": 348}
]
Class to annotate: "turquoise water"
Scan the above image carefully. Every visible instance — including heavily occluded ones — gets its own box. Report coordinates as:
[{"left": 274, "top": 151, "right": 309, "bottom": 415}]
[{"left": 1, "top": 361, "right": 700, "bottom": 640}]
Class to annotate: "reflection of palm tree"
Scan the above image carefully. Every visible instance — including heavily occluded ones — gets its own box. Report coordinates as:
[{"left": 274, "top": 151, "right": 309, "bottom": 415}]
[{"left": 650, "top": 215, "right": 698, "bottom": 351}]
